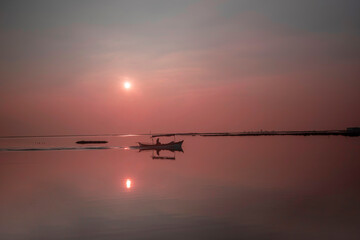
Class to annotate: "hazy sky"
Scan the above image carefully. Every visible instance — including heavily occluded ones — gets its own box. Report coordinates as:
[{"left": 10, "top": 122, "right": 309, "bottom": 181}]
[{"left": 1, "top": 0, "right": 359, "bottom": 135}]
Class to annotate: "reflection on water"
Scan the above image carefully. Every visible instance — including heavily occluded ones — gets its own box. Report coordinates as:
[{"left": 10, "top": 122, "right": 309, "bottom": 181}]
[
  {"left": 126, "top": 179, "right": 132, "bottom": 189},
  {"left": 0, "top": 136, "right": 359, "bottom": 239}
]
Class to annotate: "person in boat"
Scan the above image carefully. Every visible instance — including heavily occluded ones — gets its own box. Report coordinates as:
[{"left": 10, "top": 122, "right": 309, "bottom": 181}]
[{"left": 156, "top": 138, "right": 161, "bottom": 145}]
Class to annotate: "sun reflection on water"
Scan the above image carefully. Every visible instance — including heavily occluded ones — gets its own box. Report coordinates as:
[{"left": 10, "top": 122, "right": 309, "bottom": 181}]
[{"left": 126, "top": 179, "right": 132, "bottom": 189}]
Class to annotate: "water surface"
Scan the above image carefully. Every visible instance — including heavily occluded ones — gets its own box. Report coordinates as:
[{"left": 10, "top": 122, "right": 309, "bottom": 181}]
[{"left": 0, "top": 136, "right": 359, "bottom": 239}]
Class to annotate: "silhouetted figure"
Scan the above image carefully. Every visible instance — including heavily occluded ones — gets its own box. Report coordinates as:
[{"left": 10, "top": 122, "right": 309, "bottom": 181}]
[{"left": 156, "top": 138, "right": 161, "bottom": 145}]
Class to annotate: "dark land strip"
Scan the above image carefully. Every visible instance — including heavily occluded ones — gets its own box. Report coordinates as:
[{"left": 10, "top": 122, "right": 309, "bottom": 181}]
[{"left": 151, "top": 128, "right": 360, "bottom": 138}]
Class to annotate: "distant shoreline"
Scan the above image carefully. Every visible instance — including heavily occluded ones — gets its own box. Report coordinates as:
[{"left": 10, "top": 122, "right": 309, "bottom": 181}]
[
  {"left": 152, "top": 128, "right": 360, "bottom": 138},
  {"left": 1, "top": 128, "right": 359, "bottom": 139}
]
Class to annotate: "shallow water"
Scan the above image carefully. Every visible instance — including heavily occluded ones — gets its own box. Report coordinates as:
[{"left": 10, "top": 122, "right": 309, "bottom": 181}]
[{"left": 0, "top": 136, "right": 359, "bottom": 239}]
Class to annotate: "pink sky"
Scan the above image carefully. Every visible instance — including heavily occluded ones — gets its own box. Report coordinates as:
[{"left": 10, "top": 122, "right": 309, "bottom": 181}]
[{"left": 1, "top": 0, "right": 359, "bottom": 136}]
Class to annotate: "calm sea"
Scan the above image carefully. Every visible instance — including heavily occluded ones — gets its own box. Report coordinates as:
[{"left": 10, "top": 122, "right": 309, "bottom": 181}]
[{"left": 0, "top": 135, "right": 359, "bottom": 240}]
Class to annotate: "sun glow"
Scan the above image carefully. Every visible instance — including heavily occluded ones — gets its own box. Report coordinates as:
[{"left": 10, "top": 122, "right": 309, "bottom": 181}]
[{"left": 124, "top": 81, "right": 131, "bottom": 89}]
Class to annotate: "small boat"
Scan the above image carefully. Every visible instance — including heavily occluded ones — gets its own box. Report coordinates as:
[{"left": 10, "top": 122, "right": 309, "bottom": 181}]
[
  {"left": 76, "top": 140, "right": 108, "bottom": 144},
  {"left": 152, "top": 156, "right": 176, "bottom": 160},
  {"left": 137, "top": 140, "right": 183, "bottom": 151}
]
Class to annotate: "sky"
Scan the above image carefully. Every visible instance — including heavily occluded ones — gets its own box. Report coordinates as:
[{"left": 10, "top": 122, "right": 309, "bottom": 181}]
[{"left": 0, "top": 0, "right": 359, "bottom": 135}]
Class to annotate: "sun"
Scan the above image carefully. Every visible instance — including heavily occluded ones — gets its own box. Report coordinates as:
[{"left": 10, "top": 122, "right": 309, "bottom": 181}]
[{"left": 124, "top": 81, "right": 131, "bottom": 89}]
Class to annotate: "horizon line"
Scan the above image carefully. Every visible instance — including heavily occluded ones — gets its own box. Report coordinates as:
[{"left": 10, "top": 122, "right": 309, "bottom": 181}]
[{"left": 0, "top": 127, "right": 358, "bottom": 139}]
